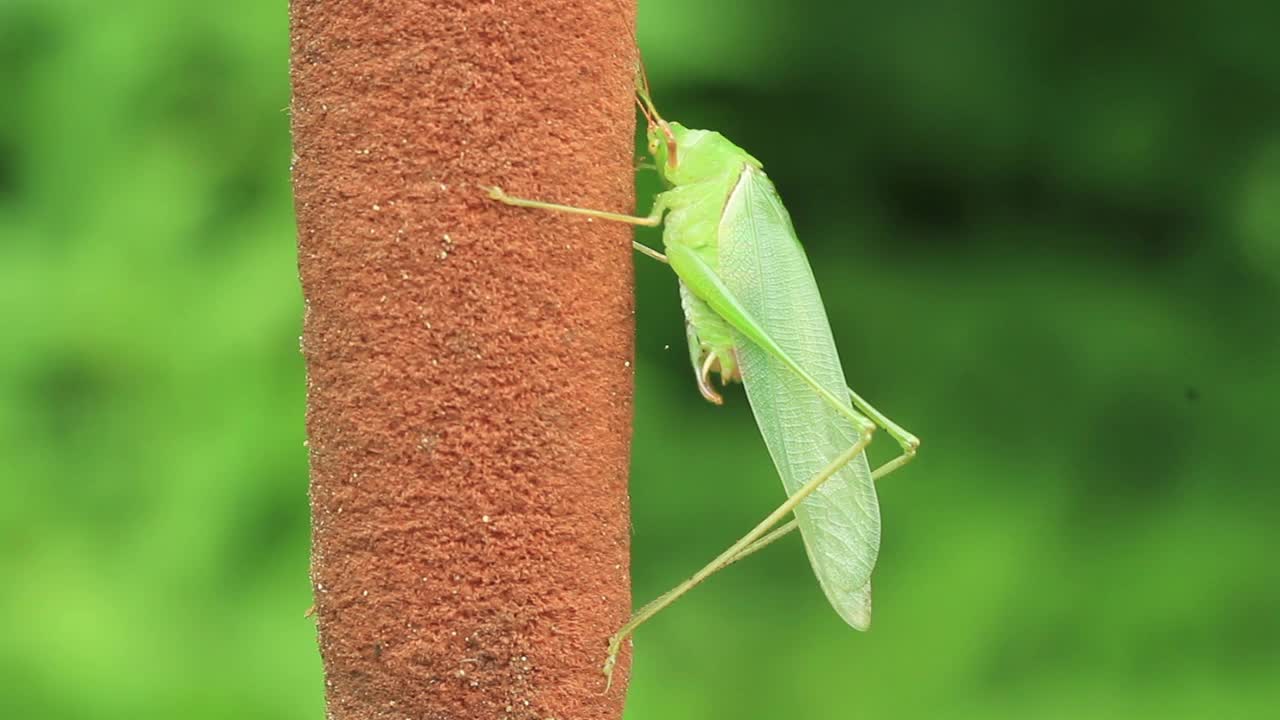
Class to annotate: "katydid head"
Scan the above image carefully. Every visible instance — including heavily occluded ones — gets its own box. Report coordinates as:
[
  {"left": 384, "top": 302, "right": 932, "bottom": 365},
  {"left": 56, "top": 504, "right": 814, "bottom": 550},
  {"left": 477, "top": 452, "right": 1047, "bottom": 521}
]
[
  {"left": 636, "top": 79, "right": 679, "bottom": 173},
  {"left": 627, "top": 41, "right": 760, "bottom": 184},
  {"left": 644, "top": 118, "right": 678, "bottom": 173},
  {"left": 648, "top": 123, "right": 763, "bottom": 186}
]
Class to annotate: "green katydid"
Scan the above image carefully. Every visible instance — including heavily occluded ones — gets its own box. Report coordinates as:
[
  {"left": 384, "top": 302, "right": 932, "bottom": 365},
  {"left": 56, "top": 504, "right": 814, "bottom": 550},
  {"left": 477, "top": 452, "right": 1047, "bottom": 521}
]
[{"left": 484, "top": 59, "right": 919, "bottom": 687}]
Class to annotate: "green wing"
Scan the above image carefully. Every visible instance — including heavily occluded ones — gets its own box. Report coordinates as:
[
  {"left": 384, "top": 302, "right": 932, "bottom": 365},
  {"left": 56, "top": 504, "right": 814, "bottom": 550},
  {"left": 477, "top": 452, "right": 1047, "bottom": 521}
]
[{"left": 674, "top": 166, "right": 879, "bottom": 630}]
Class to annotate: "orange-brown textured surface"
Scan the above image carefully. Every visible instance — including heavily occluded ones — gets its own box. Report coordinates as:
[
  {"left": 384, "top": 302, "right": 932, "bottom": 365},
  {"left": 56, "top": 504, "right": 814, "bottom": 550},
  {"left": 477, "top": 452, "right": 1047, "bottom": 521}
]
[{"left": 289, "top": 2, "right": 635, "bottom": 718}]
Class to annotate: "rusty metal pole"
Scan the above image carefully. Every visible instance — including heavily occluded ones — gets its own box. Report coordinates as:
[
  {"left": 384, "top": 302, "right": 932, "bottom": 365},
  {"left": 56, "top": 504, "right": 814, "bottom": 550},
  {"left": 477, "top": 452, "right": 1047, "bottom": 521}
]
[{"left": 290, "top": 2, "right": 636, "bottom": 718}]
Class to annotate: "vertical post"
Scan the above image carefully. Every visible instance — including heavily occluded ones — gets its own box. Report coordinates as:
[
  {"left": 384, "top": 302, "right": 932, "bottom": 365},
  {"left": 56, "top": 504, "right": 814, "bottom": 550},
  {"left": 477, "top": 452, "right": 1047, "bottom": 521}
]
[{"left": 290, "top": 2, "right": 636, "bottom": 718}]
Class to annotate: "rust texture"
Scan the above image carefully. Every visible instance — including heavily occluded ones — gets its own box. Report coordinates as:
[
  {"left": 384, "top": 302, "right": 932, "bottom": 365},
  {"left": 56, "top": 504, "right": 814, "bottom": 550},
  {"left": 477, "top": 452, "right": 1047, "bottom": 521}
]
[{"left": 290, "top": 2, "right": 636, "bottom": 718}]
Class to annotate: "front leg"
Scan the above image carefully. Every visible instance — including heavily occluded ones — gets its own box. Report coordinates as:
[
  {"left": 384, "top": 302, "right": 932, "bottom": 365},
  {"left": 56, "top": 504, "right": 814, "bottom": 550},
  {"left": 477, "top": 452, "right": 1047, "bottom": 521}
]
[{"left": 484, "top": 185, "right": 670, "bottom": 263}]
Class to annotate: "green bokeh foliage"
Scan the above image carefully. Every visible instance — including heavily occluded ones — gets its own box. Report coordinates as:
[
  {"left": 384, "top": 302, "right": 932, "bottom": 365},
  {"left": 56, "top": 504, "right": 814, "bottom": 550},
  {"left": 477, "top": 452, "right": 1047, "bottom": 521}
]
[{"left": 1, "top": 1, "right": 1277, "bottom": 718}]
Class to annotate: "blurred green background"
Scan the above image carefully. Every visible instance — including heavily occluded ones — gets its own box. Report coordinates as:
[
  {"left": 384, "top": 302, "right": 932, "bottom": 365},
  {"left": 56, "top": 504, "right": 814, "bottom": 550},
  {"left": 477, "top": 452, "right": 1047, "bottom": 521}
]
[{"left": 2, "top": 1, "right": 1277, "bottom": 718}]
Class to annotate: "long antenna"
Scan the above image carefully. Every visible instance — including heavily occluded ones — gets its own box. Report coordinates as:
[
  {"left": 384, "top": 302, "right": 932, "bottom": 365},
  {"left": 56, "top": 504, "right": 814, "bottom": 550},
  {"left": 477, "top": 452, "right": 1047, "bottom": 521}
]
[{"left": 615, "top": 0, "right": 678, "bottom": 168}]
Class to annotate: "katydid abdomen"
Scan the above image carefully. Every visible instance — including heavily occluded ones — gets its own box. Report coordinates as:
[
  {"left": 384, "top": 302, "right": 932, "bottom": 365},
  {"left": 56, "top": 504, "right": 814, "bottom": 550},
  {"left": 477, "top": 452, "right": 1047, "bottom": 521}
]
[
  {"left": 718, "top": 166, "right": 879, "bottom": 629},
  {"left": 664, "top": 157, "right": 880, "bottom": 629}
]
